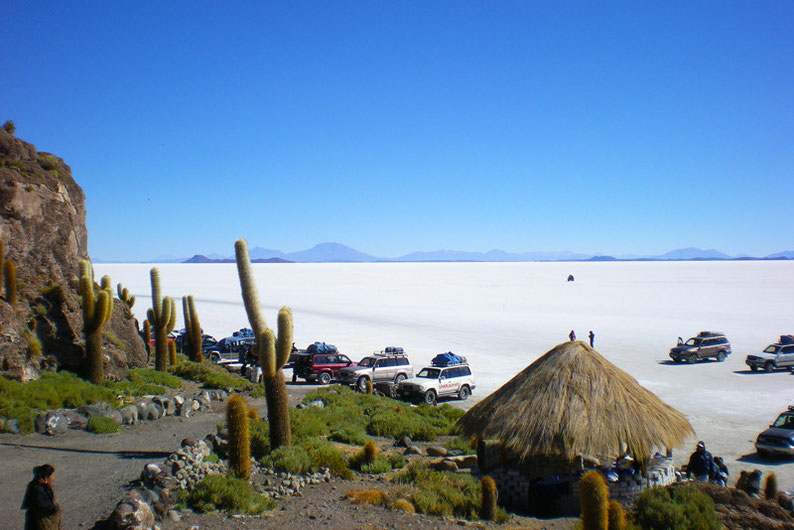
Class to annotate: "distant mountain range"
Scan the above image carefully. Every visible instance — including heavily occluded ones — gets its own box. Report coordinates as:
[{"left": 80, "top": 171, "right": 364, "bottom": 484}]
[{"left": 105, "top": 243, "right": 794, "bottom": 264}]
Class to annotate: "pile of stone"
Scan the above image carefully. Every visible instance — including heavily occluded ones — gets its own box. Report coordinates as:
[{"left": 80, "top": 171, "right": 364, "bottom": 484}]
[
  {"left": 109, "top": 436, "right": 224, "bottom": 529},
  {"left": 30, "top": 389, "right": 228, "bottom": 436},
  {"left": 259, "top": 467, "right": 332, "bottom": 499}
]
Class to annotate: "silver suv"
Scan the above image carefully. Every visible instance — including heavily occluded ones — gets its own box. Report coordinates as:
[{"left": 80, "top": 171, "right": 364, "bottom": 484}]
[
  {"left": 746, "top": 336, "right": 794, "bottom": 372},
  {"left": 337, "top": 347, "right": 413, "bottom": 391}
]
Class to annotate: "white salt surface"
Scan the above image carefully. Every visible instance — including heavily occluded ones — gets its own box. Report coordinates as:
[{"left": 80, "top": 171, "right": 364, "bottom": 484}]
[{"left": 96, "top": 261, "right": 794, "bottom": 483}]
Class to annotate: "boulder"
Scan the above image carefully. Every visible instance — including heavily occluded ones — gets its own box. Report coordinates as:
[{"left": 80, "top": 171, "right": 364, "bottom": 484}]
[
  {"left": 34, "top": 411, "right": 68, "bottom": 436},
  {"left": 141, "top": 463, "right": 161, "bottom": 486},
  {"left": 110, "top": 497, "right": 154, "bottom": 530},
  {"left": 426, "top": 445, "right": 448, "bottom": 457},
  {"left": 433, "top": 459, "right": 459, "bottom": 472},
  {"left": 446, "top": 454, "right": 478, "bottom": 468},
  {"left": 308, "top": 399, "right": 324, "bottom": 409},
  {"left": 119, "top": 406, "right": 138, "bottom": 425},
  {"left": 4, "top": 419, "right": 20, "bottom": 434},
  {"left": 147, "top": 403, "right": 162, "bottom": 421},
  {"left": 403, "top": 446, "right": 423, "bottom": 456},
  {"left": 61, "top": 410, "right": 89, "bottom": 430},
  {"left": 173, "top": 395, "right": 185, "bottom": 407},
  {"left": 395, "top": 435, "right": 413, "bottom": 448},
  {"left": 135, "top": 402, "right": 148, "bottom": 420}
]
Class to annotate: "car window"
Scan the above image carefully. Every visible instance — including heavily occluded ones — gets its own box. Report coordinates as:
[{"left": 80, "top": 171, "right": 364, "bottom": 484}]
[
  {"left": 773, "top": 414, "right": 794, "bottom": 429},
  {"left": 782, "top": 346, "right": 794, "bottom": 354},
  {"left": 702, "top": 339, "right": 715, "bottom": 346},
  {"left": 314, "top": 355, "right": 328, "bottom": 365},
  {"left": 460, "top": 366, "right": 471, "bottom": 376},
  {"left": 417, "top": 368, "right": 439, "bottom": 378},
  {"left": 339, "top": 355, "right": 351, "bottom": 364},
  {"left": 685, "top": 338, "right": 700, "bottom": 346},
  {"left": 764, "top": 345, "right": 780, "bottom": 354},
  {"left": 359, "top": 357, "right": 375, "bottom": 367},
  {"left": 381, "top": 358, "right": 397, "bottom": 367},
  {"left": 397, "top": 357, "right": 409, "bottom": 366}
]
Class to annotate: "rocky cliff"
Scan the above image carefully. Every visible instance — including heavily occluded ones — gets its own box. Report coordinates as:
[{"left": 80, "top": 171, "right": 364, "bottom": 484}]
[{"left": 0, "top": 128, "right": 146, "bottom": 381}]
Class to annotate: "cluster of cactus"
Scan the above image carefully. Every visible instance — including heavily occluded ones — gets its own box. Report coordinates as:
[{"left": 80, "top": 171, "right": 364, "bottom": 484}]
[
  {"left": 226, "top": 394, "right": 251, "bottom": 479},
  {"left": 147, "top": 268, "right": 175, "bottom": 372},
  {"left": 168, "top": 340, "right": 177, "bottom": 366},
  {"left": 765, "top": 472, "right": 778, "bottom": 500},
  {"left": 579, "top": 470, "right": 626, "bottom": 530},
  {"left": 182, "top": 295, "right": 202, "bottom": 361},
  {"left": 364, "top": 379, "right": 373, "bottom": 395},
  {"left": 480, "top": 476, "right": 498, "bottom": 521},
  {"left": 235, "top": 238, "right": 293, "bottom": 449},
  {"left": 79, "top": 260, "right": 114, "bottom": 384},
  {"left": 363, "top": 441, "right": 378, "bottom": 464},
  {"left": 116, "top": 283, "right": 135, "bottom": 308}
]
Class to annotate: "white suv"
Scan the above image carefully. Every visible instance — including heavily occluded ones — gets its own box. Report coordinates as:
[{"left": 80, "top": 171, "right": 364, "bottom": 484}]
[{"left": 397, "top": 361, "right": 475, "bottom": 405}]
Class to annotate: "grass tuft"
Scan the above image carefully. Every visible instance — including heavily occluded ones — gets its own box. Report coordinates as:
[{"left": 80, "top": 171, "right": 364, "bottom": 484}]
[
  {"left": 86, "top": 415, "right": 120, "bottom": 434},
  {"left": 179, "top": 474, "right": 275, "bottom": 514}
]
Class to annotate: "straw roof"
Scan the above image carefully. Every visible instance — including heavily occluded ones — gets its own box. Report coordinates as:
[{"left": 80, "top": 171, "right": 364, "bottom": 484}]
[{"left": 456, "top": 341, "right": 694, "bottom": 463}]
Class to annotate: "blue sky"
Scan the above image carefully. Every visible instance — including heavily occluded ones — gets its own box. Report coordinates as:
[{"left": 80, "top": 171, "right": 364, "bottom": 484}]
[{"left": 2, "top": 2, "right": 792, "bottom": 260}]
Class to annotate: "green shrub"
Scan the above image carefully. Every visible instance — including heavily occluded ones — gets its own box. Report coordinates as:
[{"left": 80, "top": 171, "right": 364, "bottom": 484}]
[
  {"left": 387, "top": 453, "right": 407, "bottom": 469},
  {"left": 249, "top": 419, "right": 271, "bottom": 459},
  {"left": 179, "top": 474, "right": 274, "bottom": 514},
  {"left": 3, "top": 120, "right": 15, "bottom": 135},
  {"left": 361, "top": 458, "right": 392, "bottom": 474},
  {"left": 260, "top": 439, "right": 351, "bottom": 478},
  {"left": 445, "top": 436, "right": 475, "bottom": 453},
  {"left": 633, "top": 484, "right": 720, "bottom": 530},
  {"left": 102, "top": 330, "right": 126, "bottom": 351},
  {"left": 261, "top": 445, "right": 312, "bottom": 474},
  {"left": 38, "top": 154, "right": 57, "bottom": 171},
  {"left": 128, "top": 368, "right": 182, "bottom": 389},
  {"left": 329, "top": 425, "right": 371, "bottom": 445},
  {"left": 170, "top": 359, "right": 262, "bottom": 396},
  {"left": 86, "top": 415, "right": 120, "bottom": 434},
  {"left": 203, "top": 453, "right": 219, "bottom": 463}
]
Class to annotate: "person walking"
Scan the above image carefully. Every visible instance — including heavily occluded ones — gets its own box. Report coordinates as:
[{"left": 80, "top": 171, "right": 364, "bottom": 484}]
[
  {"left": 569, "top": 330, "right": 576, "bottom": 341},
  {"left": 686, "top": 441, "right": 714, "bottom": 482},
  {"left": 21, "top": 464, "right": 60, "bottom": 529},
  {"left": 710, "top": 456, "right": 729, "bottom": 487},
  {"left": 588, "top": 331, "right": 595, "bottom": 348}
]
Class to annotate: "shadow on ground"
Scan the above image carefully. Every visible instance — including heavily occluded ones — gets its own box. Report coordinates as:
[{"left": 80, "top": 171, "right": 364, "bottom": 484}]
[
  {"left": 0, "top": 442, "right": 170, "bottom": 460},
  {"left": 736, "top": 452, "right": 794, "bottom": 466}
]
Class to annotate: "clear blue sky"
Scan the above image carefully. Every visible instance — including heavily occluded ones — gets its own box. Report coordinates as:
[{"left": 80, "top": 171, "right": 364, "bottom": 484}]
[{"left": 2, "top": 2, "right": 792, "bottom": 260}]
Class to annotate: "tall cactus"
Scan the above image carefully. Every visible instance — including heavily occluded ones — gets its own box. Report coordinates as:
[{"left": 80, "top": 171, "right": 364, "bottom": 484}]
[
  {"left": 579, "top": 470, "right": 609, "bottom": 530},
  {"left": 4, "top": 259, "right": 17, "bottom": 308},
  {"left": 117, "top": 283, "right": 135, "bottom": 308},
  {"left": 226, "top": 394, "right": 251, "bottom": 479},
  {"left": 79, "top": 260, "right": 113, "bottom": 384},
  {"left": 235, "top": 239, "right": 293, "bottom": 449},
  {"left": 147, "top": 268, "right": 175, "bottom": 372},
  {"left": 142, "top": 319, "right": 152, "bottom": 362},
  {"left": 182, "top": 295, "right": 202, "bottom": 361}
]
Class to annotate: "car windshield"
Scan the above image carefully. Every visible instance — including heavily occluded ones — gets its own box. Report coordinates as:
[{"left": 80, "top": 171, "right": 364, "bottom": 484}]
[
  {"left": 417, "top": 368, "right": 440, "bottom": 379},
  {"left": 772, "top": 414, "right": 794, "bottom": 429},
  {"left": 764, "top": 345, "right": 781, "bottom": 354},
  {"left": 685, "top": 338, "right": 701, "bottom": 346},
  {"left": 358, "top": 357, "right": 376, "bottom": 367}
]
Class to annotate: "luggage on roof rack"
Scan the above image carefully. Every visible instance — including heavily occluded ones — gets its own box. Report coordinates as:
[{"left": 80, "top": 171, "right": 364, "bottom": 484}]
[
  {"left": 383, "top": 346, "right": 404, "bottom": 355},
  {"left": 306, "top": 342, "right": 338, "bottom": 354},
  {"left": 697, "top": 331, "right": 724, "bottom": 338},
  {"left": 431, "top": 352, "right": 467, "bottom": 367},
  {"left": 781, "top": 335, "right": 794, "bottom": 345}
]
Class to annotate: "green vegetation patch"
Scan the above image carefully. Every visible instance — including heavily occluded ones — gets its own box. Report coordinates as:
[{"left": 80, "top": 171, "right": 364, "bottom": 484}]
[
  {"left": 169, "top": 360, "right": 264, "bottom": 397},
  {"left": 259, "top": 438, "right": 352, "bottom": 479},
  {"left": 299, "top": 385, "right": 463, "bottom": 442},
  {"left": 329, "top": 425, "right": 372, "bottom": 445},
  {"left": 632, "top": 484, "right": 721, "bottom": 530},
  {"left": 129, "top": 368, "right": 182, "bottom": 389},
  {"left": 393, "top": 461, "right": 507, "bottom": 521},
  {"left": 86, "top": 415, "right": 120, "bottom": 434},
  {"left": 444, "top": 436, "right": 475, "bottom": 453},
  {"left": 179, "top": 474, "right": 275, "bottom": 514}
]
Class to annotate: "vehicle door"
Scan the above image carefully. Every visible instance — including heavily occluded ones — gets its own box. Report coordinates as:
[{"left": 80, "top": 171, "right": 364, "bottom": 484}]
[
  {"left": 439, "top": 368, "right": 460, "bottom": 395},
  {"left": 779, "top": 346, "right": 794, "bottom": 367},
  {"left": 699, "top": 338, "right": 715, "bottom": 358},
  {"left": 380, "top": 357, "right": 397, "bottom": 381},
  {"left": 330, "top": 355, "right": 349, "bottom": 377}
]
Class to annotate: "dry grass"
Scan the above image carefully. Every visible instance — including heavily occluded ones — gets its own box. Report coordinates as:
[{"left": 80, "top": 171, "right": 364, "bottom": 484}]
[
  {"left": 683, "top": 481, "right": 794, "bottom": 530},
  {"left": 343, "top": 490, "right": 388, "bottom": 505},
  {"left": 456, "top": 341, "right": 694, "bottom": 462},
  {"left": 391, "top": 498, "right": 415, "bottom": 513}
]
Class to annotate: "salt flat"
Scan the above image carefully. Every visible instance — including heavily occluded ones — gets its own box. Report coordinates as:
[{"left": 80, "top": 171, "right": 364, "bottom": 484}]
[{"left": 96, "top": 260, "right": 794, "bottom": 485}]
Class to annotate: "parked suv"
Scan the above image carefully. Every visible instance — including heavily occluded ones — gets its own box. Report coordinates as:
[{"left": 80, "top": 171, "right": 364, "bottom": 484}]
[
  {"left": 397, "top": 353, "right": 475, "bottom": 405},
  {"left": 337, "top": 347, "right": 413, "bottom": 391},
  {"left": 206, "top": 335, "right": 254, "bottom": 363},
  {"left": 755, "top": 406, "right": 794, "bottom": 457},
  {"left": 745, "top": 336, "right": 794, "bottom": 372},
  {"left": 294, "top": 351, "right": 355, "bottom": 384},
  {"left": 669, "top": 331, "right": 731, "bottom": 363}
]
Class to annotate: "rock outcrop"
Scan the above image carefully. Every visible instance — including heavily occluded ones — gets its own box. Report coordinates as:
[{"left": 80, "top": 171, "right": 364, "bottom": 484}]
[{"left": 0, "top": 128, "right": 146, "bottom": 381}]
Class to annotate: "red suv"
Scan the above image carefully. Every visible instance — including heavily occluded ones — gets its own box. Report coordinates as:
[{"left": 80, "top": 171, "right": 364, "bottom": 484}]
[{"left": 294, "top": 353, "right": 356, "bottom": 384}]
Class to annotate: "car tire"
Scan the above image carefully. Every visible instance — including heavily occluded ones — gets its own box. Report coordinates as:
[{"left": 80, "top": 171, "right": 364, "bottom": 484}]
[
  {"left": 210, "top": 353, "right": 221, "bottom": 363},
  {"left": 458, "top": 386, "right": 470, "bottom": 401},
  {"left": 751, "top": 365, "right": 758, "bottom": 372},
  {"left": 356, "top": 377, "right": 369, "bottom": 393},
  {"left": 292, "top": 372, "right": 298, "bottom": 383},
  {"left": 394, "top": 373, "right": 406, "bottom": 385},
  {"left": 716, "top": 351, "right": 726, "bottom": 362},
  {"left": 672, "top": 358, "right": 681, "bottom": 363},
  {"left": 687, "top": 354, "right": 697, "bottom": 364},
  {"left": 319, "top": 372, "right": 332, "bottom": 385},
  {"left": 423, "top": 390, "right": 437, "bottom": 406},
  {"left": 765, "top": 362, "right": 775, "bottom": 373}
]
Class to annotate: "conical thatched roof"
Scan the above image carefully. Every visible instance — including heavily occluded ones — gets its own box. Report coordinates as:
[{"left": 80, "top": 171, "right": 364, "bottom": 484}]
[{"left": 456, "top": 341, "right": 694, "bottom": 463}]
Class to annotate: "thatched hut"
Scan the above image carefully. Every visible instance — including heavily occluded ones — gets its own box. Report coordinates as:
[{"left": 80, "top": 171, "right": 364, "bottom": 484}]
[{"left": 456, "top": 341, "right": 694, "bottom": 513}]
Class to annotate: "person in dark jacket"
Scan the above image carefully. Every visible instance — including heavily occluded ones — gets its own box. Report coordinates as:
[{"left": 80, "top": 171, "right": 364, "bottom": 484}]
[
  {"left": 710, "top": 456, "right": 729, "bottom": 487},
  {"left": 588, "top": 331, "right": 595, "bottom": 347},
  {"left": 21, "top": 464, "right": 60, "bottom": 529},
  {"left": 569, "top": 330, "right": 576, "bottom": 341},
  {"left": 686, "top": 441, "right": 714, "bottom": 481}
]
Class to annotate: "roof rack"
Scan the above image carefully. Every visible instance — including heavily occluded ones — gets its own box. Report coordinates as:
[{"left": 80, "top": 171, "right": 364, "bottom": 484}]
[
  {"left": 697, "top": 331, "right": 725, "bottom": 338},
  {"left": 431, "top": 352, "right": 468, "bottom": 367},
  {"left": 374, "top": 346, "right": 405, "bottom": 356}
]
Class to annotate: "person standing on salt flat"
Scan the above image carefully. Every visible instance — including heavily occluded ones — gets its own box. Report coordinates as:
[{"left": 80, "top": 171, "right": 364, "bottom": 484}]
[
  {"left": 569, "top": 330, "right": 576, "bottom": 341},
  {"left": 589, "top": 331, "right": 595, "bottom": 347}
]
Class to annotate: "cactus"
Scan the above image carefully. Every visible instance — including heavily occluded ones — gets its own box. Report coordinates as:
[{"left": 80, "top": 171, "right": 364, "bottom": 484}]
[
  {"left": 480, "top": 476, "right": 498, "bottom": 521},
  {"left": 579, "top": 470, "right": 609, "bottom": 530},
  {"left": 365, "top": 379, "right": 373, "bottom": 395},
  {"left": 765, "top": 472, "right": 778, "bottom": 501},
  {"left": 235, "top": 239, "right": 293, "bottom": 449},
  {"left": 226, "top": 394, "right": 251, "bottom": 479},
  {"left": 247, "top": 407, "right": 259, "bottom": 421},
  {"left": 117, "top": 283, "right": 135, "bottom": 308},
  {"left": 147, "top": 268, "right": 175, "bottom": 372},
  {"left": 79, "top": 260, "right": 113, "bottom": 384},
  {"left": 4, "top": 259, "right": 16, "bottom": 307},
  {"left": 607, "top": 500, "right": 626, "bottom": 530},
  {"left": 142, "top": 319, "right": 152, "bottom": 361},
  {"left": 168, "top": 339, "right": 177, "bottom": 366},
  {"left": 182, "top": 295, "right": 202, "bottom": 361},
  {"left": 363, "top": 441, "right": 377, "bottom": 464}
]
